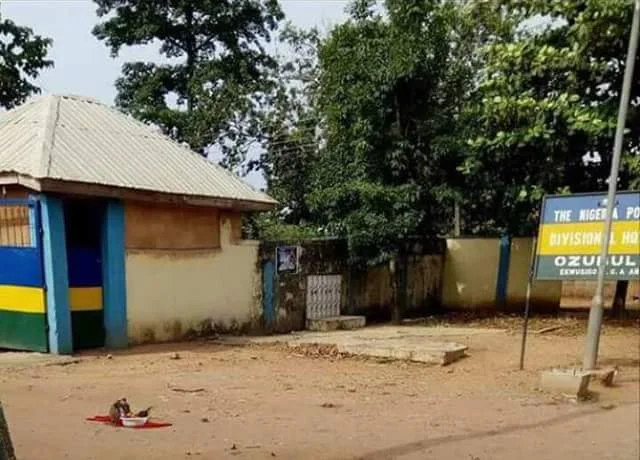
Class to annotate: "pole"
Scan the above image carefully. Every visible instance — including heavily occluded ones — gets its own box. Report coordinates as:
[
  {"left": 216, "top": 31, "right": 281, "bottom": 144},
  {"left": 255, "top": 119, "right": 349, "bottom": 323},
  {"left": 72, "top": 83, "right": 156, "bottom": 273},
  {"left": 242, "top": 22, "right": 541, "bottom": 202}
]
[
  {"left": 454, "top": 200, "right": 461, "bottom": 237},
  {"left": 519, "top": 237, "right": 537, "bottom": 370},
  {"left": 0, "top": 402, "right": 17, "bottom": 460},
  {"left": 583, "top": 0, "right": 640, "bottom": 371}
]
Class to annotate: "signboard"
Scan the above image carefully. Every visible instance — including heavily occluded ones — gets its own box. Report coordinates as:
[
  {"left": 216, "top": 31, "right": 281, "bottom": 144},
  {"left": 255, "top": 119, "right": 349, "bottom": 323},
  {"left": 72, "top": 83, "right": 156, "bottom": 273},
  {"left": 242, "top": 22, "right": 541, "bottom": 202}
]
[
  {"left": 276, "top": 246, "right": 300, "bottom": 273},
  {"left": 534, "top": 191, "right": 640, "bottom": 280}
]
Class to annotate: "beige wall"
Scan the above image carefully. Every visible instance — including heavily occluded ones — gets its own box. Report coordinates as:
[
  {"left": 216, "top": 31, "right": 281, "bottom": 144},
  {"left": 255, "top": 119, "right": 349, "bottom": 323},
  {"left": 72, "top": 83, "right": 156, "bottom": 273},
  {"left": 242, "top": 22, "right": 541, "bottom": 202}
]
[
  {"left": 507, "top": 237, "right": 562, "bottom": 312},
  {"left": 124, "top": 202, "right": 260, "bottom": 344},
  {"left": 442, "top": 237, "right": 566, "bottom": 312},
  {"left": 125, "top": 201, "right": 221, "bottom": 250},
  {"left": 442, "top": 238, "right": 500, "bottom": 310}
]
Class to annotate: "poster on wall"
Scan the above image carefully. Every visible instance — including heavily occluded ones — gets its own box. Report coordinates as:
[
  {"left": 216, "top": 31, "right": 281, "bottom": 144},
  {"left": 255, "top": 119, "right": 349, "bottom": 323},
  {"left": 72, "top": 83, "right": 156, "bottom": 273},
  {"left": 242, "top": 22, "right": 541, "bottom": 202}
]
[
  {"left": 534, "top": 191, "right": 640, "bottom": 280},
  {"left": 276, "top": 246, "right": 300, "bottom": 273}
]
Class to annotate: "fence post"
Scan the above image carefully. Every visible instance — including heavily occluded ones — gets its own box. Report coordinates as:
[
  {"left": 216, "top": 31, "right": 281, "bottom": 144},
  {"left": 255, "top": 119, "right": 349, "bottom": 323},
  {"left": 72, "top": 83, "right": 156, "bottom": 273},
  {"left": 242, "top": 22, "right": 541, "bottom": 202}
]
[
  {"left": 0, "top": 401, "right": 17, "bottom": 460},
  {"left": 495, "top": 235, "right": 512, "bottom": 309}
]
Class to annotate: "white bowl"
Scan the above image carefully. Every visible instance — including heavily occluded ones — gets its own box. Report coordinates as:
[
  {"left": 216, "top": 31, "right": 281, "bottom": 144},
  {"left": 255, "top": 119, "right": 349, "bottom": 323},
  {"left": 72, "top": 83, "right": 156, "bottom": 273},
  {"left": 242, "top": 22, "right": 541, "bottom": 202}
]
[{"left": 121, "top": 416, "right": 148, "bottom": 427}]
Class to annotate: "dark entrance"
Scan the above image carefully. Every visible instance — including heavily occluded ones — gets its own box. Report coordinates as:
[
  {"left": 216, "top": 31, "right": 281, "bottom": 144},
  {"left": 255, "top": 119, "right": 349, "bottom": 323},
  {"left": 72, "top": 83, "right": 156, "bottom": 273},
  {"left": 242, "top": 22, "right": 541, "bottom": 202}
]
[{"left": 64, "top": 199, "right": 105, "bottom": 350}]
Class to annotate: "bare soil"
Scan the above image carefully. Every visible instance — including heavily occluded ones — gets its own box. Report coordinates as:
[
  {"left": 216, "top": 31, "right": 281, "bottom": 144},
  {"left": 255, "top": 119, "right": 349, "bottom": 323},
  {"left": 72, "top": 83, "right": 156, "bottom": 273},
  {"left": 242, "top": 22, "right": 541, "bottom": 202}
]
[{"left": 1, "top": 316, "right": 638, "bottom": 460}]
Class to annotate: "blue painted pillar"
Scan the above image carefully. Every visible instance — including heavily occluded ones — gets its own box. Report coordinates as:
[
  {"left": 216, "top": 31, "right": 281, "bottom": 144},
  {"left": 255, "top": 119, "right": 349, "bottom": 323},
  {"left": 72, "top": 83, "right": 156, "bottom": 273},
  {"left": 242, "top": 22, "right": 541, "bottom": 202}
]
[
  {"left": 262, "top": 260, "right": 275, "bottom": 328},
  {"left": 495, "top": 235, "right": 512, "bottom": 309},
  {"left": 27, "top": 195, "right": 39, "bottom": 247},
  {"left": 101, "top": 200, "right": 128, "bottom": 348},
  {"left": 41, "top": 195, "right": 73, "bottom": 354}
]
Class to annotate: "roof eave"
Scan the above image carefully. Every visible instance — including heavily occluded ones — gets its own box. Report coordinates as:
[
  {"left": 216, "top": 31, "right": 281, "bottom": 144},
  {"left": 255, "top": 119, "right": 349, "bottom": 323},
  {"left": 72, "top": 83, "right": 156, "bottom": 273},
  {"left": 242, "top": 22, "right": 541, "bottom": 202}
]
[
  {"left": 38, "top": 178, "right": 277, "bottom": 212},
  {"left": 0, "top": 173, "right": 42, "bottom": 191}
]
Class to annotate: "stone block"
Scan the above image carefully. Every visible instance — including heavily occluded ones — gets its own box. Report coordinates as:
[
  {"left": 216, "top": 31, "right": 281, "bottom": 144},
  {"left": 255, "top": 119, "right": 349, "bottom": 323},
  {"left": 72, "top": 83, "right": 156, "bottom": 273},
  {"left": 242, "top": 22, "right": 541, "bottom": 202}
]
[
  {"left": 586, "top": 368, "right": 617, "bottom": 387},
  {"left": 540, "top": 369, "right": 591, "bottom": 400},
  {"left": 306, "top": 316, "right": 366, "bottom": 332}
]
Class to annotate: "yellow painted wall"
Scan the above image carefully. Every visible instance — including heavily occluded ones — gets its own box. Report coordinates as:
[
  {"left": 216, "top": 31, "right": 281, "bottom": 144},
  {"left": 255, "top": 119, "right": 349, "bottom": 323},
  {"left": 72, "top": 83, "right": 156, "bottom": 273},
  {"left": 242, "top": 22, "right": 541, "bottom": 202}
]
[
  {"left": 441, "top": 238, "right": 500, "bottom": 310},
  {"left": 125, "top": 207, "right": 261, "bottom": 344},
  {"left": 507, "top": 237, "right": 562, "bottom": 312}
]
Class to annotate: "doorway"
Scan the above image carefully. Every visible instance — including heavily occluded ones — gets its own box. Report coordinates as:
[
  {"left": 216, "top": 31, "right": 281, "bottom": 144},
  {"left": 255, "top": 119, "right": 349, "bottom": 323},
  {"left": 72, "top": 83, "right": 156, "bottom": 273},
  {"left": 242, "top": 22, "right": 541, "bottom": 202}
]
[{"left": 64, "top": 199, "right": 105, "bottom": 350}]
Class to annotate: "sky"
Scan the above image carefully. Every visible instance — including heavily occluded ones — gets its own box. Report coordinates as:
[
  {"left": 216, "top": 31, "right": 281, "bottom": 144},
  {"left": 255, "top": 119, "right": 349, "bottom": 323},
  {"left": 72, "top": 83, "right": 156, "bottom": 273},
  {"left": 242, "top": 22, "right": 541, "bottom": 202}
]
[{"left": 1, "top": 0, "right": 350, "bottom": 188}]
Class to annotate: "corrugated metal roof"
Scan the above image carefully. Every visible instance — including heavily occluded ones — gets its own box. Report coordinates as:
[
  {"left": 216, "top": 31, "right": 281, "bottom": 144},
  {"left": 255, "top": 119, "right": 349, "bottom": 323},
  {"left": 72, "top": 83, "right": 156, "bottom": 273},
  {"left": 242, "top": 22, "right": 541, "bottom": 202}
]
[{"left": 0, "top": 94, "right": 276, "bottom": 207}]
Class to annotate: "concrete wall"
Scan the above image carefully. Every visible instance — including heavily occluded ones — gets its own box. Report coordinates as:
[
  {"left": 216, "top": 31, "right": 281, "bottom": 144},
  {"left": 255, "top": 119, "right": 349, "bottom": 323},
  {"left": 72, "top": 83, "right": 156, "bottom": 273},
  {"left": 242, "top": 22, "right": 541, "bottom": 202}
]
[
  {"left": 561, "top": 280, "right": 640, "bottom": 310},
  {"left": 441, "top": 237, "right": 563, "bottom": 312},
  {"left": 260, "top": 239, "right": 445, "bottom": 331},
  {"left": 506, "top": 237, "right": 562, "bottom": 312},
  {"left": 260, "top": 239, "right": 349, "bottom": 333},
  {"left": 125, "top": 201, "right": 221, "bottom": 250},
  {"left": 442, "top": 238, "right": 500, "bottom": 310},
  {"left": 349, "top": 255, "right": 443, "bottom": 320},
  {"left": 124, "top": 202, "right": 261, "bottom": 343}
]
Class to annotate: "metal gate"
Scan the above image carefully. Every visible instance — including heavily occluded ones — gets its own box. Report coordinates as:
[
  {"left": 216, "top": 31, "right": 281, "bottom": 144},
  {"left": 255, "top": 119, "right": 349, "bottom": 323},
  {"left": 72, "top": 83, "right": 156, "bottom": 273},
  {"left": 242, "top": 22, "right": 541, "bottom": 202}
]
[
  {"left": 0, "top": 198, "right": 48, "bottom": 351},
  {"left": 306, "top": 275, "right": 342, "bottom": 320}
]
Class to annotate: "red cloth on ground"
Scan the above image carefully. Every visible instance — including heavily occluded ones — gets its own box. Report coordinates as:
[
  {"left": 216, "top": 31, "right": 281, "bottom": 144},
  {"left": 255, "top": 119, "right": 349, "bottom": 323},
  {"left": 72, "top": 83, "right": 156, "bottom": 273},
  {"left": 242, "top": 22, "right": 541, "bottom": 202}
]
[{"left": 86, "top": 415, "right": 172, "bottom": 428}]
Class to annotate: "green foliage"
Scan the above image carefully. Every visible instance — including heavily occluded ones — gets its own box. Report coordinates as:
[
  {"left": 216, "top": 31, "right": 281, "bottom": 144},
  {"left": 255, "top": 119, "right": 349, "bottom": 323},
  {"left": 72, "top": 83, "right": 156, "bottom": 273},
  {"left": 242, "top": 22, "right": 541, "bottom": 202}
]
[
  {"left": 462, "top": 0, "right": 640, "bottom": 236},
  {"left": 308, "top": 181, "right": 422, "bottom": 265},
  {"left": 309, "top": 0, "right": 475, "bottom": 264},
  {"left": 0, "top": 15, "right": 52, "bottom": 109},
  {"left": 92, "top": 0, "right": 284, "bottom": 165},
  {"left": 246, "top": 25, "right": 322, "bottom": 239},
  {"left": 245, "top": 213, "right": 322, "bottom": 241}
]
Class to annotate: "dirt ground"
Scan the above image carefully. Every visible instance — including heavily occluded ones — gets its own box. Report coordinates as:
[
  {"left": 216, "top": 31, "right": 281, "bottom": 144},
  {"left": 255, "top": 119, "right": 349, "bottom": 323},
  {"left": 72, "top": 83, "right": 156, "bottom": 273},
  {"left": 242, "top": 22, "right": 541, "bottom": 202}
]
[{"left": 1, "top": 316, "right": 638, "bottom": 460}]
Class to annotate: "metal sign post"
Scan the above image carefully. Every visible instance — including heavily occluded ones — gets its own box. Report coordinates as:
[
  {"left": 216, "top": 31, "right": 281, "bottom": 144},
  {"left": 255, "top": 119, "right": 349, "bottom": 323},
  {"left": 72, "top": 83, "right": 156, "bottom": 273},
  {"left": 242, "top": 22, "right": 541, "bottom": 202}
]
[
  {"left": 519, "top": 237, "right": 537, "bottom": 370},
  {"left": 525, "top": 191, "right": 640, "bottom": 371},
  {"left": 583, "top": 0, "right": 640, "bottom": 370}
]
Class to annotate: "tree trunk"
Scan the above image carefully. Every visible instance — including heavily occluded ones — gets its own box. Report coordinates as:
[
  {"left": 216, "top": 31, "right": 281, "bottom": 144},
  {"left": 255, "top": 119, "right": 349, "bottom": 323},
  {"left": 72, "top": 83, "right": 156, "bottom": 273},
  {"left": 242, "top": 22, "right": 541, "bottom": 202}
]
[
  {"left": 390, "top": 258, "right": 400, "bottom": 324},
  {"left": 0, "top": 401, "right": 16, "bottom": 460},
  {"left": 390, "top": 251, "right": 408, "bottom": 325},
  {"left": 610, "top": 280, "right": 629, "bottom": 319},
  {"left": 184, "top": 3, "right": 196, "bottom": 114}
]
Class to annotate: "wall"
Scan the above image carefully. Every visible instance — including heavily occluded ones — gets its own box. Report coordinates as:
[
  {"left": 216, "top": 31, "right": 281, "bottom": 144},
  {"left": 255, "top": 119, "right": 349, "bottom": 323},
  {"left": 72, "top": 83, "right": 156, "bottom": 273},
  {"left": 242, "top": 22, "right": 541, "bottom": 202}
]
[
  {"left": 260, "top": 239, "right": 445, "bottom": 331},
  {"left": 348, "top": 254, "right": 443, "bottom": 320},
  {"left": 561, "top": 280, "right": 640, "bottom": 310},
  {"left": 441, "top": 237, "right": 563, "bottom": 312},
  {"left": 0, "top": 187, "right": 47, "bottom": 351},
  {"left": 125, "top": 201, "right": 220, "bottom": 250},
  {"left": 124, "top": 201, "right": 261, "bottom": 344},
  {"left": 506, "top": 237, "right": 562, "bottom": 313},
  {"left": 259, "top": 239, "right": 349, "bottom": 332},
  {"left": 442, "top": 238, "right": 500, "bottom": 310}
]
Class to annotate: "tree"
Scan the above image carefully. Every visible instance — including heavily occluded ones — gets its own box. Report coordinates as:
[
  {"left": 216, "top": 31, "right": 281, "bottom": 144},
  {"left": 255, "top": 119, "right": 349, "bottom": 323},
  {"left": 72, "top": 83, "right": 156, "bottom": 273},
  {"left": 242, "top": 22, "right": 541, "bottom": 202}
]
[
  {"left": 309, "top": 0, "right": 477, "bottom": 321},
  {"left": 0, "top": 13, "right": 52, "bottom": 109},
  {"left": 461, "top": 0, "right": 640, "bottom": 236},
  {"left": 461, "top": 0, "right": 640, "bottom": 316},
  {"left": 92, "top": 0, "right": 284, "bottom": 166},
  {"left": 244, "top": 25, "right": 324, "bottom": 241}
]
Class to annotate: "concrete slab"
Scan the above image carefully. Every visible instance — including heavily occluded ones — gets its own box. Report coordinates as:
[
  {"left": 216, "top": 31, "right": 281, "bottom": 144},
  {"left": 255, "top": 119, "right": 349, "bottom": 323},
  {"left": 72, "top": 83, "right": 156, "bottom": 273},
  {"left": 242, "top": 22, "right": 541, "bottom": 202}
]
[
  {"left": 338, "top": 342, "right": 467, "bottom": 365},
  {"left": 237, "top": 325, "right": 490, "bottom": 365},
  {"left": 540, "top": 368, "right": 591, "bottom": 400},
  {"left": 306, "top": 316, "right": 366, "bottom": 332}
]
